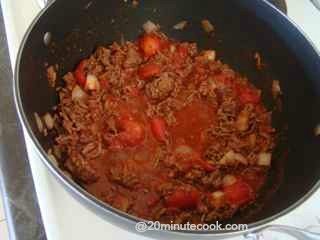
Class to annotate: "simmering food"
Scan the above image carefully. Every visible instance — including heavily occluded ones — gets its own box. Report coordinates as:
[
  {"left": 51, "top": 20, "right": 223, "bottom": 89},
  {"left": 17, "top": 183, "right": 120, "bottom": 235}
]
[{"left": 45, "top": 29, "right": 275, "bottom": 224}]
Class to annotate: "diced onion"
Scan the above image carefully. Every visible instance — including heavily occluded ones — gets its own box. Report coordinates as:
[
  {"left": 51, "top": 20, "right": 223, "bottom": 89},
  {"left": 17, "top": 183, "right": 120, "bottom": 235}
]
[
  {"left": 142, "top": 20, "right": 158, "bottom": 33},
  {"left": 201, "top": 19, "right": 214, "bottom": 33},
  {"left": 210, "top": 191, "right": 225, "bottom": 208},
  {"left": 34, "top": 112, "right": 44, "bottom": 133},
  {"left": 222, "top": 175, "right": 237, "bottom": 187},
  {"left": 220, "top": 150, "right": 248, "bottom": 165},
  {"left": 254, "top": 52, "right": 263, "bottom": 70},
  {"left": 175, "top": 145, "right": 193, "bottom": 155},
  {"left": 212, "top": 191, "right": 224, "bottom": 199},
  {"left": 272, "top": 80, "right": 282, "bottom": 98},
  {"left": 47, "top": 149, "right": 58, "bottom": 167},
  {"left": 43, "top": 113, "right": 54, "bottom": 130},
  {"left": 86, "top": 74, "right": 100, "bottom": 91},
  {"left": 236, "top": 110, "right": 249, "bottom": 132},
  {"left": 257, "top": 152, "right": 272, "bottom": 166},
  {"left": 53, "top": 146, "right": 62, "bottom": 159},
  {"left": 72, "top": 85, "right": 87, "bottom": 102},
  {"left": 173, "top": 21, "right": 188, "bottom": 30},
  {"left": 169, "top": 45, "right": 176, "bottom": 53},
  {"left": 315, "top": 124, "right": 320, "bottom": 136},
  {"left": 203, "top": 50, "right": 216, "bottom": 61}
]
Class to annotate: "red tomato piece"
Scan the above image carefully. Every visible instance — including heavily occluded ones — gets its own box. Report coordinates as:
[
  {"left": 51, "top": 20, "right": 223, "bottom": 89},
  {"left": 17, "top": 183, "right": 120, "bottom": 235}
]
[
  {"left": 138, "top": 63, "right": 161, "bottom": 80},
  {"left": 177, "top": 45, "right": 188, "bottom": 58},
  {"left": 139, "top": 34, "right": 161, "bottom": 58},
  {"left": 223, "top": 180, "right": 254, "bottom": 206},
  {"left": 150, "top": 117, "right": 167, "bottom": 142},
  {"left": 110, "top": 116, "right": 145, "bottom": 148},
  {"left": 74, "top": 60, "right": 87, "bottom": 87},
  {"left": 166, "top": 189, "right": 200, "bottom": 209},
  {"left": 238, "top": 87, "right": 261, "bottom": 105},
  {"left": 160, "top": 39, "right": 171, "bottom": 50},
  {"left": 198, "top": 160, "right": 216, "bottom": 172},
  {"left": 118, "top": 119, "right": 145, "bottom": 147}
]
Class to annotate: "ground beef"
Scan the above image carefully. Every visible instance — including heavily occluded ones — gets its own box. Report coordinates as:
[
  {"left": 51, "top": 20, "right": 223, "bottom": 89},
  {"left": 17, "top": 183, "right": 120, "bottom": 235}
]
[
  {"left": 95, "top": 46, "right": 111, "bottom": 66},
  {"left": 146, "top": 73, "right": 175, "bottom": 101},
  {"left": 123, "top": 43, "right": 142, "bottom": 67},
  {"left": 45, "top": 30, "right": 276, "bottom": 224}
]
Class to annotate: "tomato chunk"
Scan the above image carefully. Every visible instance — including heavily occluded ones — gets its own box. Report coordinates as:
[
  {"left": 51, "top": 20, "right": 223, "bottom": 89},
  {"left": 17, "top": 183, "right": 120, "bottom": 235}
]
[
  {"left": 119, "top": 119, "right": 145, "bottom": 147},
  {"left": 138, "top": 63, "right": 161, "bottom": 80},
  {"left": 150, "top": 117, "right": 167, "bottom": 142},
  {"left": 223, "top": 180, "right": 254, "bottom": 206},
  {"left": 238, "top": 87, "right": 261, "bottom": 105},
  {"left": 198, "top": 160, "right": 216, "bottom": 172},
  {"left": 110, "top": 117, "right": 145, "bottom": 148},
  {"left": 177, "top": 45, "right": 188, "bottom": 58},
  {"left": 74, "top": 60, "right": 87, "bottom": 87},
  {"left": 166, "top": 189, "right": 199, "bottom": 209},
  {"left": 139, "top": 34, "right": 161, "bottom": 57}
]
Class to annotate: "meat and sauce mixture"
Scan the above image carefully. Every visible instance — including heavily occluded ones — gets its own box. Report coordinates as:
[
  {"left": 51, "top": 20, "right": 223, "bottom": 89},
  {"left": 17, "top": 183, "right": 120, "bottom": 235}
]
[{"left": 48, "top": 29, "right": 275, "bottom": 224}]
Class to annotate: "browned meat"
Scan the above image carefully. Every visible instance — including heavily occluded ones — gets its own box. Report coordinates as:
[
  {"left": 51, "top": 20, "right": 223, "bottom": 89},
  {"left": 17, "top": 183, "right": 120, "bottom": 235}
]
[
  {"left": 146, "top": 73, "right": 175, "bottom": 100},
  {"left": 95, "top": 46, "right": 111, "bottom": 66},
  {"left": 44, "top": 30, "right": 276, "bottom": 224}
]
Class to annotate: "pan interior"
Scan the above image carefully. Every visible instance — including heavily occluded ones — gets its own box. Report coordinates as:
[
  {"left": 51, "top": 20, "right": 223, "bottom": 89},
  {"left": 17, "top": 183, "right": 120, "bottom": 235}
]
[{"left": 17, "top": 0, "right": 320, "bottom": 227}]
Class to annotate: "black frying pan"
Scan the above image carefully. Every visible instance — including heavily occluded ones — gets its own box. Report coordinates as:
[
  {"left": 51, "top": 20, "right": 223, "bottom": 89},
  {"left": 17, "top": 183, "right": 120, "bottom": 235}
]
[{"left": 14, "top": 0, "right": 320, "bottom": 239}]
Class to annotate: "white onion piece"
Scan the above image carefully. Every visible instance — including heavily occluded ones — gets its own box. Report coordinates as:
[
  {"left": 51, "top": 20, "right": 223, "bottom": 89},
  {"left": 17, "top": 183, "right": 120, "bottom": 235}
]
[
  {"left": 173, "top": 21, "right": 188, "bottom": 30},
  {"left": 175, "top": 145, "right": 193, "bottom": 155},
  {"left": 315, "top": 124, "right": 320, "bottom": 136},
  {"left": 34, "top": 112, "right": 44, "bottom": 133},
  {"left": 53, "top": 146, "right": 62, "bottom": 159},
  {"left": 169, "top": 45, "right": 176, "bottom": 53},
  {"left": 48, "top": 153, "right": 58, "bottom": 167},
  {"left": 210, "top": 191, "right": 225, "bottom": 207},
  {"left": 86, "top": 74, "right": 100, "bottom": 91},
  {"left": 220, "top": 150, "right": 248, "bottom": 165},
  {"left": 47, "top": 148, "right": 58, "bottom": 167},
  {"left": 212, "top": 191, "right": 224, "bottom": 199},
  {"left": 43, "top": 113, "right": 54, "bottom": 130},
  {"left": 203, "top": 50, "right": 216, "bottom": 61},
  {"left": 222, "top": 175, "right": 237, "bottom": 187},
  {"left": 272, "top": 80, "right": 282, "bottom": 98},
  {"left": 201, "top": 19, "right": 214, "bottom": 33},
  {"left": 257, "top": 152, "right": 272, "bottom": 166},
  {"left": 236, "top": 109, "right": 249, "bottom": 132},
  {"left": 72, "top": 85, "right": 87, "bottom": 102},
  {"left": 142, "top": 20, "right": 158, "bottom": 33}
]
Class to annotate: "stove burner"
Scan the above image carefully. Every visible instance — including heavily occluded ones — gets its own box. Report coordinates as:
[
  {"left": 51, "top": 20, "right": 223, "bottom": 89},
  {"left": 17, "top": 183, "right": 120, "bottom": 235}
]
[{"left": 268, "top": 0, "right": 288, "bottom": 14}]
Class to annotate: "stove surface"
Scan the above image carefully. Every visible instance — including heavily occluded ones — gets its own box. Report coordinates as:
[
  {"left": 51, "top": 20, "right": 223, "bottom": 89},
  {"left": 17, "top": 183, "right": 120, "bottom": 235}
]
[{"left": 2, "top": 0, "right": 320, "bottom": 239}]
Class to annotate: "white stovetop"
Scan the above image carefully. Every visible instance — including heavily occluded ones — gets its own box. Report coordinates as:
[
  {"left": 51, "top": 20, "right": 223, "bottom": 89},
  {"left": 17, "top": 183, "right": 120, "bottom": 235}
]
[{"left": 2, "top": 1, "right": 320, "bottom": 239}]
